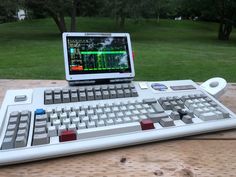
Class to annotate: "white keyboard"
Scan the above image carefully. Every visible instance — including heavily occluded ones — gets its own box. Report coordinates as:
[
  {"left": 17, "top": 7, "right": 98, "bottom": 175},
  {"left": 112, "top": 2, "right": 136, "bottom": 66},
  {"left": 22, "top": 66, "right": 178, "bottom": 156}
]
[{"left": 0, "top": 80, "right": 236, "bottom": 165}]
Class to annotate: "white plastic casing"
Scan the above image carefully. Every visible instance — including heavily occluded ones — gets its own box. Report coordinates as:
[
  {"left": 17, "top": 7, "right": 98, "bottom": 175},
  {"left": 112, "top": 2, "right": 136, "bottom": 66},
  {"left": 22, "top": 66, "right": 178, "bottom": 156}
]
[{"left": 200, "top": 77, "right": 227, "bottom": 98}]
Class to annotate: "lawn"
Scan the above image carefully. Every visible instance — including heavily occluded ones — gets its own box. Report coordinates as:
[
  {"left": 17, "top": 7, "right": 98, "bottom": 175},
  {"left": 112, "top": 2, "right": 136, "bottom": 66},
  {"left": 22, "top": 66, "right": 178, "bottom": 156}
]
[{"left": 0, "top": 17, "right": 236, "bottom": 82}]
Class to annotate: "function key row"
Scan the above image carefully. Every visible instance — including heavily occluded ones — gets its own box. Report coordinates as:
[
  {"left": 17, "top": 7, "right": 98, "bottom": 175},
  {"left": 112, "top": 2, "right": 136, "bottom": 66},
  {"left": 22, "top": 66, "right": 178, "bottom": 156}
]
[{"left": 44, "top": 83, "right": 138, "bottom": 105}]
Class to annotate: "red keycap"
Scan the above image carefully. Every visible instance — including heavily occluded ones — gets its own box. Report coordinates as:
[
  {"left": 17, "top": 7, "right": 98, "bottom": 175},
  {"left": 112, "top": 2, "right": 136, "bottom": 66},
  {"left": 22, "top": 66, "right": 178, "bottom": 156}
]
[
  {"left": 59, "top": 130, "right": 77, "bottom": 142},
  {"left": 140, "top": 119, "right": 155, "bottom": 130}
]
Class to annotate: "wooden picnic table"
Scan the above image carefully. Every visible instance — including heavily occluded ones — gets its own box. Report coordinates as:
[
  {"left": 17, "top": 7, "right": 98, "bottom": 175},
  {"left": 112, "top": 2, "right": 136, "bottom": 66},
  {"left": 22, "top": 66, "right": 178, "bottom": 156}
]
[{"left": 0, "top": 79, "right": 236, "bottom": 177}]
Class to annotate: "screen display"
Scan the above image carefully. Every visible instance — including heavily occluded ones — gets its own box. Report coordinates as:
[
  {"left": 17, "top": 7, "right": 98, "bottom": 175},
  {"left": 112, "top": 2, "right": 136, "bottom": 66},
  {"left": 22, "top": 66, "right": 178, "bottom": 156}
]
[{"left": 66, "top": 36, "right": 131, "bottom": 75}]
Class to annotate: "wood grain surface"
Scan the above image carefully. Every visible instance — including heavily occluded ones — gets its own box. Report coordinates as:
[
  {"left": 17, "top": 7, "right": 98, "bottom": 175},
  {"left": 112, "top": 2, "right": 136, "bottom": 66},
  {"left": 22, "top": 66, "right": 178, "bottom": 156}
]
[{"left": 0, "top": 79, "right": 236, "bottom": 177}]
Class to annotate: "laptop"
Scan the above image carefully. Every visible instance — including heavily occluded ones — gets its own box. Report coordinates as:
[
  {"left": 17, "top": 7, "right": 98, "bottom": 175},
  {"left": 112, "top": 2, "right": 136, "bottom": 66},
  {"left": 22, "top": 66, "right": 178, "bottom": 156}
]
[{"left": 62, "top": 32, "right": 135, "bottom": 85}]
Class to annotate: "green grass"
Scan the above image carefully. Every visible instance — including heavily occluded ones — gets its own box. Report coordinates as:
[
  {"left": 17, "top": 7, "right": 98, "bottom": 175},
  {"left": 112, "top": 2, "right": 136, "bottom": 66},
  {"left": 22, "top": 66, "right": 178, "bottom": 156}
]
[{"left": 0, "top": 17, "right": 236, "bottom": 82}]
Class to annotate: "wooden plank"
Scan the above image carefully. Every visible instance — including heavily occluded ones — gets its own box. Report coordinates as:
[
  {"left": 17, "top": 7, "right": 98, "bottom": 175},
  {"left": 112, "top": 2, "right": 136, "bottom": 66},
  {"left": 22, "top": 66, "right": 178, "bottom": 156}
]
[
  {"left": 0, "top": 80, "right": 236, "bottom": 175},
  {"left": 0, "top": 140, "right": 235, "bottom": 176}
]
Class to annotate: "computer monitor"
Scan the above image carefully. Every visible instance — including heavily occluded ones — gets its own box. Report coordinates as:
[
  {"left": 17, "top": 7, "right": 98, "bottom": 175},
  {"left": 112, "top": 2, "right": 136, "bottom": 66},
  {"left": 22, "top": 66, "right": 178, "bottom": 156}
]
[{"left": 62, "top": 33, "right": 135, "bottom": 83}]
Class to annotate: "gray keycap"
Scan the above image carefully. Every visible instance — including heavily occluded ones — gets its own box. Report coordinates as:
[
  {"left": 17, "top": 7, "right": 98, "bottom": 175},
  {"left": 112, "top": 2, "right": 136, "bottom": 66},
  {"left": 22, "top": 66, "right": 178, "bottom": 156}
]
[
  {"left": 45, "top": 94, "right": 53, "bottom": 104},
  {"left": 129, "top": 83, "right": 135, "bottom": 89},
  {"left": 87, "top": 92, "right": 94, "bottom": 100},
  {"left": 62, "top": 93, "right": 70, "bottom": 103},
  {"left": 205, "top": 97, "right": 212, "bottom": 102},
  {"left": 94, "top": 86, "right": 101, "bottom": 91},
  {"left": 54, "top": 89, "right": 61, "bottom": 94},
  {"left": 143, "top": 98, "right": 157, "bottom": 104},
  {"left": 173, "top": 106, "right": 182, "bottom": 112},
  {"left": 209, "top": 101, "right": 218, "bottom": 107},
  {"left": 182, "top": 115, "right": 193, "bottom": 124},
  {"left": 70, "top": 88, "right": 77, "bottom": 93},
  {"left": 170, "top": 101, "right": 178, "bottom": 108},
  {"left": 122, "top": 84, "right": 129, "bottom": 89},
  {"left": 181, "top": 95, "right": 190, "bottom": 102},
  {"left": 124, "top": 89, "right": 131, "bottom": 97},
  {"left": 147, "top": 113, "right": 169, "bottom": 123},
  {"left": 71, "top": 92, "right": 78, "bottom": 102},
  {"left": 35, "top": 114, "right": 47, "bottom": 122},
  {"left": 9, "top": 117, "right": 18, "bottom": 125},
  {"left": 20, "top": 116, "right": 30, "bottom": 124},
  {"left": 44, "top": 89, "right": 53, "bottom": 95},
  {"left": 62, "top": 89, "right": 69, "bottom": 94},
  {"left": 162, "top": 102, "right": 172, "bottom": 110},
  {"left": 176, "top": 100, "right": 184, "bottom": 108},
  {"left": 34, "top": 127, "right": 46, "bottom": 134},
  {"left": 152, "top": 103, "right": 164, "bottom": 113},
  {"left": 17, "top": 129, "right": 27, "bottom": 137},
  {"left": 19, "top": 123, "right": 28, "bottom": 130},
  {"left": 188, "top": 94, "right": 195, "bottom": 99},
  {"left": 131, "top": 89, "right": 138, "bottom": 97},
  {"left": 110, "top": 90, "right": 117, "bottom": 99},
  {"left": 108, "top": 85, "right": 115, "bottom": 90},
  {"left": 78, "top": 87, "right": 85, "bottom": 92},
  {"left": 1, "top": 137, "right": 14, "bottom": 149},
  {"left": 15, "top": 136, "right": 27, "bottom": 148},
  {"left": 117, "top": 90, "right": 124, "bottom": 98},
  {"left": 159, "top": 118, "right": 175, "bottom": 127},
  {"left": 21, "top": 110, "right": 31, "bottom": 117},
  {"left": 10, "top": 111, "right": 19, "bottom": 118},
  {"left": 116, "top": 84, "right": 122, "bottom": 89},
  {"left": 101, "top": 85, "right": 108, "bottom": 91},
  {"left": 95, "top": 91, "right": 102, "bottom": 100},
  {"left": 102, "top": 91, "right": 109, "bottom": 99},
  {"left": 170, "top": 111, "right": 180, "bottom": 120},
  {"left": 158, "top": 97, "right": 168, "bottom": 105},
  {"left": 7, "top": 124, "right": 17, "bottom": 131},
  {"left": 86, "top": 86, "right": 93, "bottom": 92},
  {"left": 186, "top": 110, "right": 194, "bottom": 117},
  {"left": 33, "top": 133, "right": 49, "bottom": 145},
  {"left": 35, "top": 121, "right": 47, "bottom": 128},
  {"left": 216, "top": 107, "right": 230, "bottom": 118},
  {"left": 5, "top": 130, "right": 15, "bottom": 138},
  {"left": 48, "top": 126, "right": 57, "bottom": 137},
  {"left": 54, "top": 94, "right": 62, "bottom": 103},
  {"left": 79, "top": 92, "right": 87, "bottom": 101}
]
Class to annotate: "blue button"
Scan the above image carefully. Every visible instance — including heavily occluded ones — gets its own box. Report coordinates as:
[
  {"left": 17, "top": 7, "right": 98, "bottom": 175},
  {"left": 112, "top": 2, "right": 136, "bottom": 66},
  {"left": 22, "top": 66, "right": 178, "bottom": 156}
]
[
  {"left": 151, "top": 83, "right": 168, "bottom": 91},
  {"left": 35, "top": 109, "right": 45, "bottom": 115}
]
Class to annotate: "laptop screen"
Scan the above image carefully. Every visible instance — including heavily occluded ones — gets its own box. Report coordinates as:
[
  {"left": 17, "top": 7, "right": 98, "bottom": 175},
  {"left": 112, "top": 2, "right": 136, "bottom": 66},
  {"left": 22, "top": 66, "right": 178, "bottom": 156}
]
[
  {"left": 66, "top": 36, "right": 131, "bottom": 75},
  {"left": 63, "top": 33, "right": 135, "bottom": 82}
]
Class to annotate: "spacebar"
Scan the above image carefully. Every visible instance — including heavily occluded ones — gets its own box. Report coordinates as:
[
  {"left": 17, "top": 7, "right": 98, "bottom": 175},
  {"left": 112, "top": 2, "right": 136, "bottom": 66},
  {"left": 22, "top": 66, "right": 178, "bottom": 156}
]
[{"left": 77, "top": 122, "right": 142, "bottom": 139}]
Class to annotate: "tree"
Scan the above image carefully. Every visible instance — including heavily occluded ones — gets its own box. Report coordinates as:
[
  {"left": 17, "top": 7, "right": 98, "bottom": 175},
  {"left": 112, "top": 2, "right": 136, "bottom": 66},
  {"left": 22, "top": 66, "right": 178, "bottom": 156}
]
[
  {"left": 0, "top": 0, "right": 18, "bottom": 22},
  {"left": 25, "top": 0, "right": 79, "bottom": 33},
  {"left": 104, "top": 0, "right": 131, "bottom": 28},
  {"left": 215, "top": 0, "right": 236, "bottom": 40},
  {"left": 176, "top": 0, "right": 236, "bottom": 40}
]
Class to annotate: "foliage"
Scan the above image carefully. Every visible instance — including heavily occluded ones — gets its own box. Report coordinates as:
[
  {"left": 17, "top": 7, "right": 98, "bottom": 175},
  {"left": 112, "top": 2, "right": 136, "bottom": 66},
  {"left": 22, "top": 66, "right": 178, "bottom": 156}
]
[
  {"left": 25, "top": 0, "right": 79, "bottom": 33},
  {"left": 0, "top": 0, "right": 18, "bottom": 23},
  {"left": 0, "top": 0, "right": 236, "bottom": 39}
]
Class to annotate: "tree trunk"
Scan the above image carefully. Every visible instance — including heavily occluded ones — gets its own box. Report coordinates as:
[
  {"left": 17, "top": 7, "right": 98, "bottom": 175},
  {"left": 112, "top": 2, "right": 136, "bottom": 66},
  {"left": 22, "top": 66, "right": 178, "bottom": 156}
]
[
  {"left": 59, "top": 12, "right": 67, "bottom": 33},
  {"left": 47, "top": 10, "right": 67, "bottom": 34},
  {"left": 218, "top": 19, "right": 232, "bottom": 41},
  {"left": 70, "top": 0, "right": 77, "bottom": 32}
]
